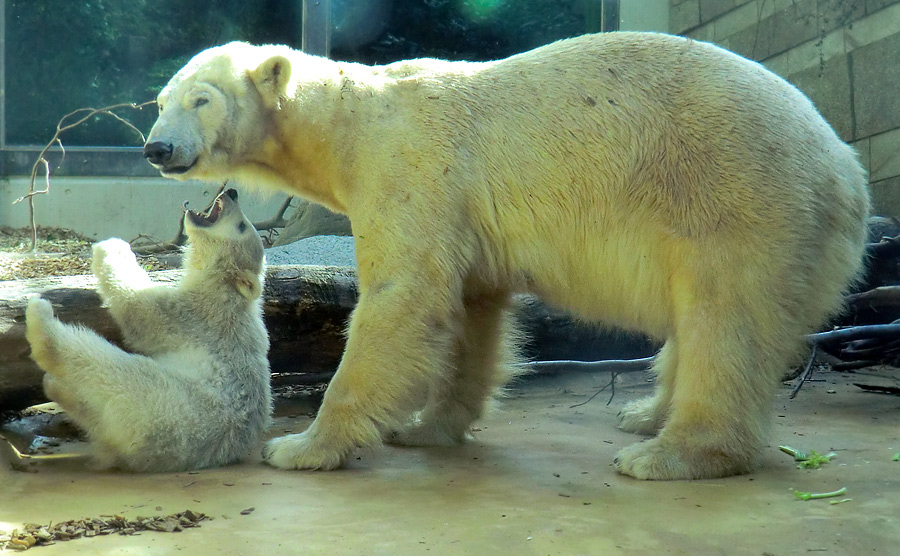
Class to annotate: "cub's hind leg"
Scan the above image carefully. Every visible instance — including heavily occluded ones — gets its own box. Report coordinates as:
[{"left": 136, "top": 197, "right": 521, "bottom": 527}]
[
  {"left": 26, "top": 296, "right": 152, "bottom": 428},
  {"left": 388, "top": 295, "right": 518, "bottom": 447},
  {"left": 26, "top": 297, "right": 110, "bottom": 433}
]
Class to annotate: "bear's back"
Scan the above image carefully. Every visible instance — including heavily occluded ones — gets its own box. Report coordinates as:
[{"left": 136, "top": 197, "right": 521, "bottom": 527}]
[{"left": 421, "top": 32, "right": 867, "bottom": 241}]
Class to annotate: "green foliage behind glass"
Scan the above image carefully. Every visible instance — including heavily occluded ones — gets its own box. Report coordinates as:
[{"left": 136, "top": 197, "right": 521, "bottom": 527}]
[
  {"left": 6, "top": 0, "right": 299, "bottom": 146},
  {"left": 6, "top": 1, "right": 589, "bottom": 147},
  {"left": 332, "top": 0, "right": 587, "bottom": 64}
]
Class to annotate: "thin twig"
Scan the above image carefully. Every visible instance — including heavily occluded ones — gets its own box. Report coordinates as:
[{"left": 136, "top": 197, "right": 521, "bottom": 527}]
[
  {"left": 14, "top": 101, "right": 157, "bottom": 251},
  {"left": 789, "top": 343, "right": 818, "bottom": 399},
  {"left": 513, "top": 357, "right": 654, "bottom": 408},
  {"left": 255, "top": 195, "right": 295, "bottom": 247},
  {"left": 570, "top": 371, "right": 619, "bottom": 408}
]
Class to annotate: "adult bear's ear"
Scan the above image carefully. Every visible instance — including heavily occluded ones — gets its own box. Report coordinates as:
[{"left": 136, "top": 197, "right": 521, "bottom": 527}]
[
  {"left": 234, "top": 270, "right": 263, "bottom": 300},
  {"left": 249, "top": 55, "right": 292, "bottom": 108}
]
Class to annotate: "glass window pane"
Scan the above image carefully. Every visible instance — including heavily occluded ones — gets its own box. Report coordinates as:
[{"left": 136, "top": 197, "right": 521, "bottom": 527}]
[
  {"left": 3, "top": 1, "right": 606, "bottom": 149},
  {"left": 5, "top": 1, "right": 301, "bottom": 147},
  {"left": 332, "top": 0, "right": 600, "bottom": 64}
]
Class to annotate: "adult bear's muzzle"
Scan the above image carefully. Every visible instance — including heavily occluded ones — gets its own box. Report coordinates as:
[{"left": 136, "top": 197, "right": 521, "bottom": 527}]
[{"left": 143, "top": 141, "right": 174, "bottom": 166}]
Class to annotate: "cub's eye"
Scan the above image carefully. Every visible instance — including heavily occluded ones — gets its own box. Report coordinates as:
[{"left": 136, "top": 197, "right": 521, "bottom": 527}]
[
  {"left": 194, "top": 97, "right": 209, "bottom": 108},
  {"left": 157, "top": 103, "right": 165, "bottom": 113},
  {"left": 238, "top": 222, "right": 247, "bottom": 233}
]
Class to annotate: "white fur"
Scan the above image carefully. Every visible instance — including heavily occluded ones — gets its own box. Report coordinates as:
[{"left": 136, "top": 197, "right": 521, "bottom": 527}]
[
  {"left": 25, "top": 191, "right": 271, "bottom": 472},
  {"left": 145, "top": 32, "right": 870, "bottom": 479}
]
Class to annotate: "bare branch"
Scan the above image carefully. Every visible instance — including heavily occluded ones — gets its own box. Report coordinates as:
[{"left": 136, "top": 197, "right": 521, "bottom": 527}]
[
  {"left": 103, "top": 110, "right": 148, "bottom": 143},
  {"left": 845, "top": 286, "right": 900, "bottom": 307},
  {"left": 130, "top": 214, "right": 188, "bottom": 256},
  {"left": 514, "top": 357, "right": 654, "bottom": 408},
  {"left": 254, "top": 196, "right": 295, "bottom": 231},
  {"left": 14, "top": 101, "right": 157, "bottom": 251},
  {"left": 789, "top": 344, "right": 818, "bottom": 399}
]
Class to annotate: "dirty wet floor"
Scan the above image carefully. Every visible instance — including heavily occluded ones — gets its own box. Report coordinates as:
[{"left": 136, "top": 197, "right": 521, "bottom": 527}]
[{"left": 1, "top": 367, "right": 898, "bottom": 555}]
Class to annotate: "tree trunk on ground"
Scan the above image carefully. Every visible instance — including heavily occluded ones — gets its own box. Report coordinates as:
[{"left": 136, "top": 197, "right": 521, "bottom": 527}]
[{"left": 0, "top": 265, "right": 656, "bottom": 412}]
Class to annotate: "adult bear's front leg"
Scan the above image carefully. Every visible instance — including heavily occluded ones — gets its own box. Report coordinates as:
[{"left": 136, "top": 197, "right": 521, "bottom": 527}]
[{"left": 263, "top": 277, "right": 461, "bottom": 470}]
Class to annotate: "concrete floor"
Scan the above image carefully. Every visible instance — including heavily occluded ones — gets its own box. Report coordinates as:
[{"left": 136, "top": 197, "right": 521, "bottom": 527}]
[{"left": 2, "top": 368, "right": 898, "bottom": 556}]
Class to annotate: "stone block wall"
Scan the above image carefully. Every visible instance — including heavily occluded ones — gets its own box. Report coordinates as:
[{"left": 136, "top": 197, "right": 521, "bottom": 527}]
[{"left": 670, "top": 0, "right": 900, "bottom": 217}]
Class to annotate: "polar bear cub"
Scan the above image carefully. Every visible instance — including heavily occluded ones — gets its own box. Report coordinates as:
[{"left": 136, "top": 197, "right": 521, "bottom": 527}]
[{"left": 25, "top": 188, "right": 271, "bottom": 472}]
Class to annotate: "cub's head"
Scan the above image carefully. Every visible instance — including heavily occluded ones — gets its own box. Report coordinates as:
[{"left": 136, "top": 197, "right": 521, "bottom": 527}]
[
  {"left": 144, "top": 41, "right": 302, "bottom": 182},
  {"left": 183, "top": 188, "right": 265, "bottom": 300}
]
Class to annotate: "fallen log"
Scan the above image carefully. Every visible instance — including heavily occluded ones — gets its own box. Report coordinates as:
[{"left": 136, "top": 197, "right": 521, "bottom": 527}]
[{"left": 0, "top": 265, "right": 656, "bottom": 412}]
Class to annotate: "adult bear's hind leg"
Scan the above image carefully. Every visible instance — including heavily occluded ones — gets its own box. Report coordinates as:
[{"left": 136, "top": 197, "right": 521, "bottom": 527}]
[
  {"left": 388, "top": 295, "right": 519, "bottom": 447},
  {"left": 614, "top": 264, "right": 796, "bottom": 480},
  {"left": 617, "top": 340, "right": 676, "bottom": 436}
]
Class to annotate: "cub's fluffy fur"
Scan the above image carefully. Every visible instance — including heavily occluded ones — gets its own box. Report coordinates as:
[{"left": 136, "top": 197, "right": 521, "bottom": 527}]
[{"left": 25, "top": 189, "right": 271, "bottom": 472}]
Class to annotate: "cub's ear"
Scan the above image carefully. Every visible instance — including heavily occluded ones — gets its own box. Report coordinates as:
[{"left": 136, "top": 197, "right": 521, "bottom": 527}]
[
  {"left": 248, "top": 55, "right": 292, "bottom": 108},
  {"left": 235, "top": 270, "right": 263, "bottom": 300}
]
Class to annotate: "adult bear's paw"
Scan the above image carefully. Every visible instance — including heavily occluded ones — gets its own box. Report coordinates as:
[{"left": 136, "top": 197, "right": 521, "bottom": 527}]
[
  {"left": 616, "top": 396, "right": 666, "bottom": 436},
  {"left": 614, "top": 437, "right": 752, "bottom": 480},
  {"left": 386, "top": 422, "right": 467, "bottom": 447},
  {"left": 262, "top": 432, "right": 347, "bottom": 470}
]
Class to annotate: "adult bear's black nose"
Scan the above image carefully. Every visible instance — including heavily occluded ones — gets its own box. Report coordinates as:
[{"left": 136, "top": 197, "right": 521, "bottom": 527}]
[{"left": 143, "top": 141, "right": 173, "bottom": 165}]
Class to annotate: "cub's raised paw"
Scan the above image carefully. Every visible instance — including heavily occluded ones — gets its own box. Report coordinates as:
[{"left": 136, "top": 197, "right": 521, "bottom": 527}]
[
  {"left": 92, "top": 238, "right": 135, "bottom": 266},
  {"left": 617, "top": 397, "right": 666, "bottom": 436},
  {"left": 263, "top": 432, "right": 347, "bottom": 470},
  {"left": 25, "top": 296, "right": 59, "bottom": 370},
  {"left": 92, "top": 238, "right": 152, "bottom": 297},
  {"left": 25, "top": 295, "right": 55, "bottom": 326},
  {"left": 614, "top": 438, "right": 751, "bottom": 480}
]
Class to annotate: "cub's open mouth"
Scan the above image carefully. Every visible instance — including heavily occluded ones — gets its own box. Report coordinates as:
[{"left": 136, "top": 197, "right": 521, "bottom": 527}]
[{"left": 185, "top": 194, "right": 224, "bottom": 227}]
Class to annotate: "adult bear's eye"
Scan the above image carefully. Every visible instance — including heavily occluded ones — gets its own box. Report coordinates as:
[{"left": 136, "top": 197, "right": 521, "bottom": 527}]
[
  {"left": 238, "top": 222, "right": 247, "bottom": 233},
  {"left": 194, "top": 97, "right": 209, "bottom": 108}
]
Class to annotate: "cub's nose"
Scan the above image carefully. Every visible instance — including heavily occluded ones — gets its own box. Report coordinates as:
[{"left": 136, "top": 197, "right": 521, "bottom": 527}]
[
  {"left": 143, "top": 141, "right": 173, "bottom": 165},
  {"left": 225, "top": 188, "right": 238, "bottom": 201}
]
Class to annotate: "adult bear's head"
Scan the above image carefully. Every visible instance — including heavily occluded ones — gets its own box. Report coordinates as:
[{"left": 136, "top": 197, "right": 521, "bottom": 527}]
[{"left": 143, "top": 42, "right": 302, "bottom": 183}]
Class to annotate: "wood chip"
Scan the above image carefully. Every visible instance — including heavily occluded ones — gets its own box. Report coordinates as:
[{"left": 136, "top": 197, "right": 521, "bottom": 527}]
[{"left": 0, "top": 510, "right": 210, "bottom": 551}]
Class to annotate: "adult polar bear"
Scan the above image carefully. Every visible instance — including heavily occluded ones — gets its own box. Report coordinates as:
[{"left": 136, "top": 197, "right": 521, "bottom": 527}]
[{"left": 144, "top": 32, "right": 869, "bottom": 479}]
